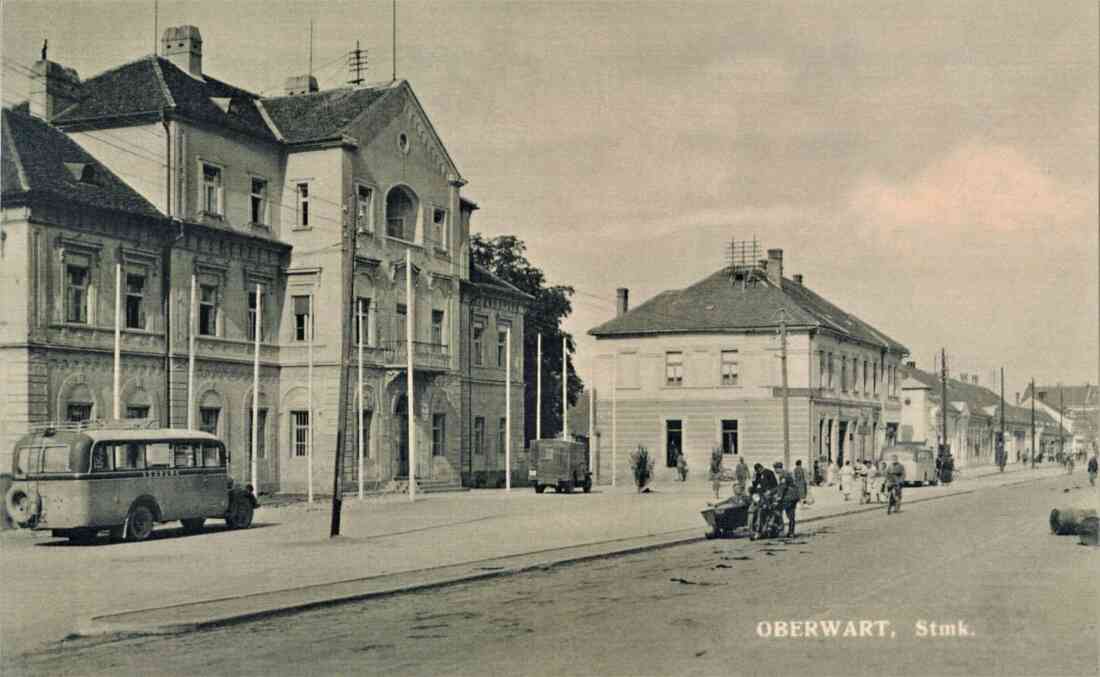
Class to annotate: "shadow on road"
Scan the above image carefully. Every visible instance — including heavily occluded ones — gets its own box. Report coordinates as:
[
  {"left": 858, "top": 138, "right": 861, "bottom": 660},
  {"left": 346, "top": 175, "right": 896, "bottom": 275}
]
[{"left": 35, "top": 522, "right": 280, "bottom": 547}]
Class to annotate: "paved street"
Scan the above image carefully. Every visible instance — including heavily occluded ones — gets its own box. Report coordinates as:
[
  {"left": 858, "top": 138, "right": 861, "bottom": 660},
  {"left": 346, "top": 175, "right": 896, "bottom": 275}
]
[{"left": 6, "top": 471, "right": 1096, "bottom": 677}]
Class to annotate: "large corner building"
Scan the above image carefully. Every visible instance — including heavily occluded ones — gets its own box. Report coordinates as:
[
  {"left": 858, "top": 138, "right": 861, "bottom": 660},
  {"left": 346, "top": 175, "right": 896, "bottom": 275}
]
[{"left": 0, "top": 26, "right": 529, "bottom": 494}]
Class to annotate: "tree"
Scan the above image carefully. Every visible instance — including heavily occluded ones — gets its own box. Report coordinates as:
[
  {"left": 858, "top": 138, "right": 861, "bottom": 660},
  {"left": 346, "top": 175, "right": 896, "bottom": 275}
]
[{"left": 470, "top": 233, "right": 584, "bottom": 444}]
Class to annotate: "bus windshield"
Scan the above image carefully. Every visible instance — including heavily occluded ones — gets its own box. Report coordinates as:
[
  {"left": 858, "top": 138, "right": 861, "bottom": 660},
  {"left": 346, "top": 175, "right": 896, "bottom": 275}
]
[{"left": 15, "top": 445, "right": 71, "bottom": 474}]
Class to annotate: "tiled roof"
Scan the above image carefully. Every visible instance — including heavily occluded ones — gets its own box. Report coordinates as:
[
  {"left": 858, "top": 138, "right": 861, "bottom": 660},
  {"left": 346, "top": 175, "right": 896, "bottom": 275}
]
[
  {"left": 469, "top": 261, "right": 534, "bottom": 301},
  {"left": 902, "top": 365, "right": 1061, "bottom": 428},
  {"left": 2, "top": 108, "right": 162, "bottom": 218},
  {"left": 1023, "top": 384, "right": 1098, "bottom": 412},
  {"left": 259, "top": 85, "right": 391, "bottom": 144},
  {"left": 588, "top": 268, "right": 908, "bottom": 354},
  {"left": 53, "top": 56, "right": 276, "bottom": 141}
]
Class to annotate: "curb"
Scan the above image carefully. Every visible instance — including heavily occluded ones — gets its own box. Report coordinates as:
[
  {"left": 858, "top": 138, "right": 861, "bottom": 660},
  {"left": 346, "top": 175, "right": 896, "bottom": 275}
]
[{"left": 79, "top": 470, "right": 1061, "bottom": 642}]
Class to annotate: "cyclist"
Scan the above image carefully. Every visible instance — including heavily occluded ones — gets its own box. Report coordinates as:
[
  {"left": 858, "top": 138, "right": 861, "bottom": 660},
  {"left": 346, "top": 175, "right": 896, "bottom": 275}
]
[{"left": 886, "top": 454, "right": 906, "bottom": 513}]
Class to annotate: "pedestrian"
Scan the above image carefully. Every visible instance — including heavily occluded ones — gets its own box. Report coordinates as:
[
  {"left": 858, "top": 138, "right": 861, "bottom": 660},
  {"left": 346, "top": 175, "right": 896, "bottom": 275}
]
[
  {"left": 675, "top": 449, "right": 688, "bottom": 482},
  {"left": 773, "top": 461, "right": 799, "bottom": 537},
  {"left": 827, "top": 460, "right": 837, "bottom": 487},
  {"left": 709, "top": 447, "right": 723, "bottom": 499},
  {"left": 793, "top": 459, "right": 809, "bottom": 506},
  {"left": 869, "top": 460, "right": 883, "bottom": 502},
  {"left": 1088, "top": 453, "right": 1097, "bottom": 487},
  {"left": 734, "top": 456, "right": 750, "bottom": 496},
  {"left": 1066, "top": 454, "right": 1075, "bottom": 475},
  {"left": 839, "top": 460, "right": 854, "bottom": 501}
]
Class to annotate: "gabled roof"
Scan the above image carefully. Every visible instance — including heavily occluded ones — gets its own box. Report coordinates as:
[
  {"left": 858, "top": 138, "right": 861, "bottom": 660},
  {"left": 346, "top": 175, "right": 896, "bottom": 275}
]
[
  {"left": 902, "top": 365, "right": 1061, "bottom": 428},
  {"left": 53, "top": 56, "right": 276, "bottom": 141},
  {"left": 259, "top": 84, "right": 392, "bottom": 144},
  {"left": 2, "top": 107, "right": 162, "bottom": 218},
  {"left": 588, "top": 268, "right": 908, "bottom": 354},
  {"left": 1022, "top": 384, "right": 1098, "bottom": 412}
]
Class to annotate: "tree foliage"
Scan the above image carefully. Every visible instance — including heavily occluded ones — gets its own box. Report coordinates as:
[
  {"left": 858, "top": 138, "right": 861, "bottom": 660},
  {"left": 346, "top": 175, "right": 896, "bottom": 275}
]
[{"left": 471, "top": 233, "right": 584, "bottom": 444}]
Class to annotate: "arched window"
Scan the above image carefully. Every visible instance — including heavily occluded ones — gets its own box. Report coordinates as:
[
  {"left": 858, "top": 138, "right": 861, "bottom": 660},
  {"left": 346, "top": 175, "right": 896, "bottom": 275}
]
[
  {"left": 385, "top": 186, "right": 419, "bottom": 241},
  {"left": 65, "top": 383, "right": 95, "bottom": 422}
]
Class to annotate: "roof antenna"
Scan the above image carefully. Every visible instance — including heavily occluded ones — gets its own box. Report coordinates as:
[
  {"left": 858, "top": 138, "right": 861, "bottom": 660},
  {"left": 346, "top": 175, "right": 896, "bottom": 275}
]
[
  {"left": 392, "top": 0, "right": 397, "bottom": 82},
  {"left": 348, "top": 40, "right": 368, "bottom": 86},
  {"left": 309, "top": 19, "right": 314, "bottom": 79}
]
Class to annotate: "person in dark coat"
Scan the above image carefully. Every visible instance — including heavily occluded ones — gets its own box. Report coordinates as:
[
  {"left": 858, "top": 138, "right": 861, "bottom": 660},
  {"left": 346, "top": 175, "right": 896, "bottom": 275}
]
[
  {"left": 773, "top": 461, "right": 799, "bottom": 537},
  {"left": 793, "top": 459, "right": 809, "bottom": 505}
]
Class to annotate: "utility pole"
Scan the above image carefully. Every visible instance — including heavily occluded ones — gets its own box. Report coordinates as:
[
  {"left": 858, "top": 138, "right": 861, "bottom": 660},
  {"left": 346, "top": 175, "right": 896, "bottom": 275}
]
[
  {"left": 536, "top": 333, "right": 542, "bottom": 440},
  {"left": 1030, "top": 378, "right": 1036, "bottom": 470},
  {"left": 348, "top": 40, "right": 367, "bottom": 86},
  {"left": 999, "top": 366, "right": 1005, "bottom": 470},
  {"left": 777, "top": 308, "right": 791, "bottom": 469},
  {"left": 330, "top": 198, "right": 357, "bottom": 537},
  {"left": 562, "top": 335, "right": 569, "bottom": 440}
]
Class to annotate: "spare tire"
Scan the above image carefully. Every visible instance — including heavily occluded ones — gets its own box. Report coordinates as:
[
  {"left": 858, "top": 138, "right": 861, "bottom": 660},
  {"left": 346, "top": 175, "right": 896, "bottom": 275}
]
[{"left": 5, "top": 485, "right": 41, "bottom": 528}]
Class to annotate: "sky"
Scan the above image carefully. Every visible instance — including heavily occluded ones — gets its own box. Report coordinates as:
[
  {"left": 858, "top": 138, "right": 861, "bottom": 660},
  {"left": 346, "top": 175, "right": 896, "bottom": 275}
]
[{"left": 3, "top": 0, "right": 1097, "bottom": 397}]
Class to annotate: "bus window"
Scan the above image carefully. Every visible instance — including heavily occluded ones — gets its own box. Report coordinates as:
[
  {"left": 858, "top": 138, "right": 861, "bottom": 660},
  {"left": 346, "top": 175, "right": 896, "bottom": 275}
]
[
  {"left": 40, "top": 446, "right": 71, "bottom": 473},
  {"left": 91, "top": 445, "right": 112, "bottom": 472},
  {"left": 115, "top": 443, "right": 146, "bottom": 470},
  {"left": 14, "top": 447, "right": 40, "bottom": 475},
  {"left": 172, "top": 443, "right": 197, "bottom": 468},
  {"left": 146, "top": 443, "right": 171, "bottom": 469},
  {"left": 202, "top": 443, "right": 226, "bottom": 467}
]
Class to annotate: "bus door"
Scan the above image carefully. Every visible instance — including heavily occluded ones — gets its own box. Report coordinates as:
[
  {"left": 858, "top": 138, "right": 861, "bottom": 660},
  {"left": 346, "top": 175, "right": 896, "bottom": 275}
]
[{"left": 198, "top": 442, "right": 230, "bottom": 515}]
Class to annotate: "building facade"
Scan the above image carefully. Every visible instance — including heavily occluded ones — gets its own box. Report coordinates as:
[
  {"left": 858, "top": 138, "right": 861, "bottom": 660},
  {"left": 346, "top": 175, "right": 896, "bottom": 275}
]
[
  {"left": 1021, "top": 384, "right": 1098, "bottom": 457},
  {"left": 587, "top": 249, "right": 909, "bottom": 485},
  {"left": 1, "top": 25, "right": 528, "bottom": 494}
]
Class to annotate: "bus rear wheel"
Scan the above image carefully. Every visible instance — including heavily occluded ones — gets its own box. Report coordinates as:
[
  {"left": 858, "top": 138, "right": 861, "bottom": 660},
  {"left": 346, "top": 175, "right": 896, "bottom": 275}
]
[{"left": 226, "top": 497, "right": 254, "bottom": 529}]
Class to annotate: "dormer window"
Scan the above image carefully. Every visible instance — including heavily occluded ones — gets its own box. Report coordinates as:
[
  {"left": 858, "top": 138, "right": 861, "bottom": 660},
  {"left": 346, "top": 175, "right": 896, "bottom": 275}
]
[{"left": 201, "top": 162, "right": 223, "bottom": 217}]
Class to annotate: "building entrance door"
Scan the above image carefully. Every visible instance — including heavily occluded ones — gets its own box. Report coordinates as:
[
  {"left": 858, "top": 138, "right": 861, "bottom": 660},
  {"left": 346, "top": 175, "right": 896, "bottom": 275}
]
[
  {"left": 396, "top": 396, "right": 409, "bottom": 477},
  {"left": 837, "top": 421, "right": 848, "bottom": 466},
  {"left": 666, "top": 420, "right": 682, "bottom": 468}
]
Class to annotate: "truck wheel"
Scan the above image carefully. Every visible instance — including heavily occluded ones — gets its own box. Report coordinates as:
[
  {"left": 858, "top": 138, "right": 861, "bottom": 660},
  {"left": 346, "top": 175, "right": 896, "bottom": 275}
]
[
  {"left": 534, "top": 484, "right": 545, "bottom": 494},
  {"left": 126, "top": 504, "right": 156, "bottom": 542}
]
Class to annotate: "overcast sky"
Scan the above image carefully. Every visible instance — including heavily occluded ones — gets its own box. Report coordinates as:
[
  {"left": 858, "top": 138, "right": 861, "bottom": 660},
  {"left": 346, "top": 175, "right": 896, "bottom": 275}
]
[{"left": 3, "top": 0, "right": 1097, "bottom": 396}]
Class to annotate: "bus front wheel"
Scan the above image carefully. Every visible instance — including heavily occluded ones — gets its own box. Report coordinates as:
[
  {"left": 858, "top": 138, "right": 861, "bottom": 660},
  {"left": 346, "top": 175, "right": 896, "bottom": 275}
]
[{"left": 226, "top": 497, "right": 254, "bottom": 529}]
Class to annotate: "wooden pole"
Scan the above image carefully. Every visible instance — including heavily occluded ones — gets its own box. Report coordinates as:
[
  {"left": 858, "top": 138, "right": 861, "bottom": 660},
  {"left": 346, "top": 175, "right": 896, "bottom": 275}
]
[
  {"left": 779, "top": 309, "right": 790, "bottom": 469},
  {"left": 251, "top": 283, "right": 261, "bottom": 493},
  {"left": 358, "top": 299, "right": 365, "bottom": 500},
  {"left": 588, "top": 386, "right": 595, "bottom": 475},
  {"left": 307, "top": 293, "right": 314, "bottom": 504},
  {"left": 612, "top": 352, "right": 617, "bottom": 487},
  {"left": 536, "top": 333, "right": 542, "bottom": 440},
  {"left": 330, "top": 207, "right": 357, "bottom": 536}
]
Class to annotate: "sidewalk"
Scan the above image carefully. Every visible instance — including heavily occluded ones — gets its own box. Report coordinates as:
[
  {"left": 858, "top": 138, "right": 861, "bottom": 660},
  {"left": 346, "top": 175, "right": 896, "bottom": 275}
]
[{"left": 0, "top": 463, "right": 1071, "bottom": 657}]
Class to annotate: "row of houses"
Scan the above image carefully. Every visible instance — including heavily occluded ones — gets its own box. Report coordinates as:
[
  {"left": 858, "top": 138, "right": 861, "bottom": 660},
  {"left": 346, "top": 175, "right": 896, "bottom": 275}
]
[
  {"left": 580, "top": 251, "right": 1073, "bottom": 485},
  {"left": 1, "top": 26, "right": 530, "bottom": 493}
]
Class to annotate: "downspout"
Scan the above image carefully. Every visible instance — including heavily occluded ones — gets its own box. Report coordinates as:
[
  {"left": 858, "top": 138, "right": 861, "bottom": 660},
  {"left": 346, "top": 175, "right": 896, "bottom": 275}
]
[{"left": 161, "top": 110, "right": 180, "bottom": 427}]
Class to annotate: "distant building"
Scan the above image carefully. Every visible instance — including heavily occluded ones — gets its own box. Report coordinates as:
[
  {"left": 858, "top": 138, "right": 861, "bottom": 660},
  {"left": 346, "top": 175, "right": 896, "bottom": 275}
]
[
  {"left": 899, "top": 365, "right": 1066, "bottom": 467},
  {"left": 1021, "top": 384, "right": 1098, "bottom": 456},
  {"left": 0, "top": 25, "right": 529, "bottom": 493},
  {"left": 587, "top": 249, "right": 909, "bottom": 484}
]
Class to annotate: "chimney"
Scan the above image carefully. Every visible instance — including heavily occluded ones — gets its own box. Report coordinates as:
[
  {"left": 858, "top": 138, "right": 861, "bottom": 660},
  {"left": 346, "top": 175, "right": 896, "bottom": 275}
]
[
  {"left": 616, "top": 288, "right": 629, "bottom": 317},
  {"left": 793, "top": 274, "right": 803, "bottom": 286},
  {"left": 29, "top": 60, "right": 81, "bottom": 121},
  {"left": 162, "top": 25, "right": 203, "bottom": 78},
  {"left": 766, "top": 249, "right": 784, "bottom": 286},
  {"left": 284, "top": 75, "right": 320, "bottom": 96}
]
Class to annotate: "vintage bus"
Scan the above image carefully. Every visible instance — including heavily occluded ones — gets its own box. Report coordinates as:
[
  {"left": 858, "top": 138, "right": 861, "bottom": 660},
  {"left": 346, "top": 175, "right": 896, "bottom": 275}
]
[{"left": 4, "top": 421, "right": 258, "bottom": 543}]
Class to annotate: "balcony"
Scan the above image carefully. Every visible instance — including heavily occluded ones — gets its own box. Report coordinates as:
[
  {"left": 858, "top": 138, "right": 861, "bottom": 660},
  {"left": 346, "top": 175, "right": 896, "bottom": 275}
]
[{"left": 382, "top": 340, "right": 451, "bottom": 372}]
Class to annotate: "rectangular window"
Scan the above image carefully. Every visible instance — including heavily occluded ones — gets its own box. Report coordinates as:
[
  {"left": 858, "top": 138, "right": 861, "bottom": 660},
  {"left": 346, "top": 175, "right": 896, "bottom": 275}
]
[
  {"left": 665, "top": 351, "right": 684, "bottom": 386},
  {"left": 472, "top": 320, "right": 485, "bottom": 366},
  {"left": 720, "top": 350, "right": 739, "bottom": 386},
  {"left": 498, "top": 417, "right": 507, "bottom": 456},
  {"left": 395, "top": 304, "right": 408, "bottom": 344},
  {"left": 291, "top": 411, "right": 310, "bottom": 457},
  {"left": 862, "top": 359, "right": 869, "bottom": 394},
  {"left": 474, "top": 417, "right": 485, "bottom": 454},
  {"left": 721, "top": 420, "right": 739, "bottom": 455},
  {"left": 841, "top": 357, "right": 848, "bottom": 392},
  {"left": 432, "top": 208, "right": 447, "bottom": 247},
  {"left": 66, "top": 403, "right": 92, "bottom": 422},
  {"left": 356, "top": 297, "right": 370, "bottom": 346},
  {"left": 432, "top": 414, "right": 446, "bottom": 457},
  {"left": 356, "top": 185, "right": 374, "bottom": 232},
  {"left": 125, "top": 273, "right": 146, "bottom": 329},
  {"left": 199, "top": 407, "right": 220, "bottom": 435},
  {"left": 873, "top": 361, "right": 878, "bottom": 395},
  {"left": 250, "top": 177, "right": 268, "bottom": 225},
  {"left": 114, "top": 443, "right": 145, "bottom": 470},
  {"left": 248, "top": 290, "right": 264, "bottom": 342},
  {"left": 202, "top": 163, "right": 223, "bottom": 216},
  {"left": 125, "top": 406, "right": 149, "bottom": 419},
  {"left": 172, "top": 442, "right": 198, "bottom": 468},
  {"left": 819, "top": 351, "right": 827, "bottom": 389},
  {"left": 293, "top": 295, "right": 311, "bottom": 342},
  {"left": 432, "top": 309, "right": 445, "bottom": 347},
  {"left": 827, "top": 353, "right": 834, "bottom": 390},
  {"left": 199, "top": 284, "right": 218, "bottom": 336},
  {"left": 65, "top": 263, "right": 89, "bottom": 324},
  {"left": 497, "top": 324, "right": 509, "bottom": 367},
  {"left": 296, "top": 182, "right": 310, "bottom": 227}
]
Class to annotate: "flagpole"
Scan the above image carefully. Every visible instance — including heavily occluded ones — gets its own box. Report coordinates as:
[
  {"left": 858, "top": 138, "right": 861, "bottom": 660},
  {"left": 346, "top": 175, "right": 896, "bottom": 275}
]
[
  {"left": 187, "top": 274, "right": 196, "bottom": 429},
  {"left": 358, "top": 299, "right": 365, "bottom": 500},
  {"left": 307, "top": 292, "right": 314, "bottom": 504},
  {"left": 562, "top": 335, "right": 568, "bottom": 440},
  {"left": 612, "top": 353, "right": 617, "bottom": 487},
  {"left": 506, "top": 325, "right": 512, "bottom": 492},
  {"left": 588, "top": 386, "right": 595, "bottom": 476},
  {"left": 536, "top": 333, "right": 542, "bottom": 440},
  {"left": 406, "top": 249, "right": 416, "bottom": 502},
  {"left": 251, "top": 283, "right": 261, "bottom": 493},
  {"left": 113, "top": 263, "right": 121, "bottom": 420}
]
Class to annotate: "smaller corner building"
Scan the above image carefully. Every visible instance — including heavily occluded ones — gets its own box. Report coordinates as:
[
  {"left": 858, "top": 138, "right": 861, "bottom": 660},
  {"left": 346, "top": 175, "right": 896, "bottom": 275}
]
[
  {"left": 587, "top": 249, "right": 909, "bottom": 485},
  {"left": 0, "top": 25, "right": 530, "bottom": 494}
]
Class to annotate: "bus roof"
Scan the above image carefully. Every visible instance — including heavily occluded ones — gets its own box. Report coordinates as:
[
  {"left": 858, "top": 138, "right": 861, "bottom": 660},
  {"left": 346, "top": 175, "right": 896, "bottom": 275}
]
[{"left": 83, "top": 428, "right": 222, "bottom": 443}]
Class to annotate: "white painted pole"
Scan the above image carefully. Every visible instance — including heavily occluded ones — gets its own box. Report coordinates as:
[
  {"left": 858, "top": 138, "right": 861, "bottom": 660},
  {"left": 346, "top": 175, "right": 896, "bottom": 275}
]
[
  {"left": 506, "top": 325, "right": 512, "bottom": 492},
  {"left": 536, "top": 333, "right": 542, "bottom": 441},
  {"left": 562, "top": 335, "right": 569, "bottom": 440},
  {"left": 251, "top": 283, "right": 260, "bottom": 492},
  {"left": 358, "top": 298, "right": 364, "bottom": 500},
  {"left": 612, "top": 352, "right": 617, "bottom": 487},
  {"left": 588, "top": 386, "right": 595, "bottom": 475},
  {"left": 307, "top": 292, "right": 314, "bottom": 504},
  {"left": 406, "top": 249, "right": 416, "bottom": 502},
  {"left": 187, "top": 274, "right": 196, "bottom": 429},
  {"left": 113, "top": 263, "right": 121, "bottom": 420}
]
